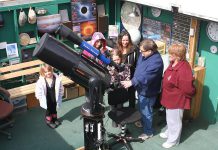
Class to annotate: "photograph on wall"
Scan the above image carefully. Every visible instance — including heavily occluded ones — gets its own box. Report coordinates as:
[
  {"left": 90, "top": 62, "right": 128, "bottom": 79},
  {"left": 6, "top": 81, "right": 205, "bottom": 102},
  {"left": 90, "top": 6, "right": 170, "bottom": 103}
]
[
  {"left": 71, "top": 0, "right": 96, "bottom": 23},
  {"left": 6, "top": 43, "right": 19, "bottom": 58},
  {"left": 71, "top": 0, "right": 97, "bottom": 40},
  {"left": 142, "top": 17, "right": 171, "bottom": 48},
  {"left": 108, "top": 25, "right": 119, "bottom": 38},
  {"left": 72, "top": 20, "right": 97, "bottom": 40}
]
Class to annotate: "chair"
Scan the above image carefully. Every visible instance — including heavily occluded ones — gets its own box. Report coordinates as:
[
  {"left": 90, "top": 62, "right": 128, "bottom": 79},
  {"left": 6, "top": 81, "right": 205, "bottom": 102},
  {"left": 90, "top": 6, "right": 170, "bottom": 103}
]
[
  {"left": 107, "top": 88, "right": 143, "bottom": 150},
  {"left": 0, "top": 87, "right": 14, "bottom": 140}
]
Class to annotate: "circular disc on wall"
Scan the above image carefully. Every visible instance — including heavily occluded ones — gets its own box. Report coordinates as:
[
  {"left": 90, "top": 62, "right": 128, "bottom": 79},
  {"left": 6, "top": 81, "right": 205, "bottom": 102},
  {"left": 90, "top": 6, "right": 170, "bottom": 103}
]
[
  {"left": 207, "top": 22, "right": 218, "bottom": 42},
  {"left": 210, "top": 45, "right": 218, "bottom": 54},
  {"left": 120, "top": 2, "right": 141, "bottom": 31},
  {"left": 151, "top": 7, "right": 161, "bottom": 17}
]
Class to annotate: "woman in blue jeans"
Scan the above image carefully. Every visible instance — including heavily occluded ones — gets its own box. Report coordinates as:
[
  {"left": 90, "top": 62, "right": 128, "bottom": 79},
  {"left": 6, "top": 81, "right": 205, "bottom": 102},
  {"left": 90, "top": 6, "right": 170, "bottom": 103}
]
[{"left": 121, "top": 39, "right": 163, "bottom": 140}]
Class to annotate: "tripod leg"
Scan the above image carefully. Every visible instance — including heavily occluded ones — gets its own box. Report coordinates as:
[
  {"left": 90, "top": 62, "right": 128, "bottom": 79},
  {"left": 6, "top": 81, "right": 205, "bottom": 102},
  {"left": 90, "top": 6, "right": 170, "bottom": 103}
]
[
  {"left": 123, "top": 139, "right": 133, "bottom": 150},
  {"left": 107, "top": 132, "right": 120, "bottom": 138},
  {"left": 126, "top": 137, "right": 144, "bottom": 142},
  {"left": 109, "top": 140, "right": 119, "bottom": 148}
]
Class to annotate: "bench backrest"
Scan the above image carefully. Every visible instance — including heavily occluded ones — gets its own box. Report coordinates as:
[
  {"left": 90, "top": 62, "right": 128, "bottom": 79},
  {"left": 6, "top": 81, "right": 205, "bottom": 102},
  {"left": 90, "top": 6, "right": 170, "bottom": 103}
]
[{"left": 0, "top": 60, "right": 43, "bottom": 81}]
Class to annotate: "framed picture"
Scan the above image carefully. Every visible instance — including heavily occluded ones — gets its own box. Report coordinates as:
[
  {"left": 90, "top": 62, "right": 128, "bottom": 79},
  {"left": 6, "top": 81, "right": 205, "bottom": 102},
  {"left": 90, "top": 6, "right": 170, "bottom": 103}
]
[
  {"left": 6, "top": 43, "right": 19, "bottom": 58},
  {"left": 108, "top": 25, "right": 119, "bottom": 38}
]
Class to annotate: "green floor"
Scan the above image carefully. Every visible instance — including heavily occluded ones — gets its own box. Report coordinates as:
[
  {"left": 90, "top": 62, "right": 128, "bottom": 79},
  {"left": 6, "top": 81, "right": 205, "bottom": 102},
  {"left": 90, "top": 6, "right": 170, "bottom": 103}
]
[{"left": 1, "top": 96, "right": 218, "bottom": 150}]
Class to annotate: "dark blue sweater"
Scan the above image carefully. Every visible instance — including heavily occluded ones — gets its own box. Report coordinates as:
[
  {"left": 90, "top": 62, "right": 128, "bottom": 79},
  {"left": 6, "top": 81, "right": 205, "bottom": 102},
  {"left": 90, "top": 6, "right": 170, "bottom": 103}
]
[{"left": 131, "top": 51, "right": 163, "bottom": 97}]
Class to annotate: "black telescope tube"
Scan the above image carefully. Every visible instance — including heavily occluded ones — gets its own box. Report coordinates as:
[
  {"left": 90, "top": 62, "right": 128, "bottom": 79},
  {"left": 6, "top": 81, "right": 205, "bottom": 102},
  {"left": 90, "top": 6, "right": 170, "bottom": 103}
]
[
  {"left": 56, "top": 24, "right": 83, "bottom": 46},
  {"left": 56, "top": 25, "right": 118, "bottom": 68},
  {"left": 33, "top": 33, "right": 111, "bottom": 89}
]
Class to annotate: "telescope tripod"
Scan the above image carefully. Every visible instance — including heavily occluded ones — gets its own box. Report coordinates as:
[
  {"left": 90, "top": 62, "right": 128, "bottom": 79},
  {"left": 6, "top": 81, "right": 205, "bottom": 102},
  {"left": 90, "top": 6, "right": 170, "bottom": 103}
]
[{"left": 81, "top": 78, "right": 109, "bottom": 150}]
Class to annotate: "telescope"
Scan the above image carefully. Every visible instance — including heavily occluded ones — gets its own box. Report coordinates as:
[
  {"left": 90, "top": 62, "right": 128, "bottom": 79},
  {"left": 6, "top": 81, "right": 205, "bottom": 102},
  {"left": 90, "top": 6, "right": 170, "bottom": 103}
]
[
  {"left": 33, "top": 25, "right": 115, "bottom": 150},
  {"left": 56, "top": 25, "right": 118, "bottom": 68}
]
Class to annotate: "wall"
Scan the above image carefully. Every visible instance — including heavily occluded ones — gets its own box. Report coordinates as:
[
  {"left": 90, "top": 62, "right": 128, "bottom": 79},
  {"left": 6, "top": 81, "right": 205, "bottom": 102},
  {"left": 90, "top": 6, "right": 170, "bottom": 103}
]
[
  {"left": 96, "top": 0, "right": 114, "bottom": 24},
  {"left": 198, "top": 21, "right": 218, "bottom": 123},
  {"left": 114, "top": 1, "right": 218, "bottom": 123},
  {"left": 0, "top": 0, "right": 71, "bottom": 64},
  {"left": 0, "top": 11, "right": 16, "bottom": 60},
  {"left": 114, "top": 1, "right": 173, "bottom": 32},
  {"left": 143, "top": 6, "right": 173, "bottom": 24}
]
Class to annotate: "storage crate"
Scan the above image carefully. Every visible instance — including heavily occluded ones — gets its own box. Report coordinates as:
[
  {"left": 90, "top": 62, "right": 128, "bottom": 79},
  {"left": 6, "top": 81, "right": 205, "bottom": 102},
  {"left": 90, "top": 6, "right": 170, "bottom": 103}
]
[
  {"left": 26, "top": 93, "right": 40, "bottom": 109},
  {"left": 79, "top": 86, "right": 85, "bottom": 96},
  {"left": 11, "top": 96, "right": 27, "bottom": 114},
  {"left": 64, "top": 84, "right": 79, "bottom": 100}
]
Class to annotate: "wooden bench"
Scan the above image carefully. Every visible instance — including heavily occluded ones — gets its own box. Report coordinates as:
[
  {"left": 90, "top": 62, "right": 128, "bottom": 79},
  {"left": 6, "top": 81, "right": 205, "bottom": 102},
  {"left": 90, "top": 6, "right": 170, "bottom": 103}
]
[{"left": 0, "top": 60, "right": 75, "bottom": 108}]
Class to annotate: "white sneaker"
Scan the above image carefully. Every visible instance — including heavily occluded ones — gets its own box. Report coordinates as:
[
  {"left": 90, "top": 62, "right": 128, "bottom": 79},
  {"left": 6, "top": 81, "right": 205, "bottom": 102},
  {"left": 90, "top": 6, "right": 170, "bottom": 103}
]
[
  {"left": 160, "top": 132, "right": 168, "bottom": 139},
  {"left": 138, "top": 133, "right": 153, "bottom": 140},
  {"left": 162, "top": 142, "right": 178, "bottom": 149}
]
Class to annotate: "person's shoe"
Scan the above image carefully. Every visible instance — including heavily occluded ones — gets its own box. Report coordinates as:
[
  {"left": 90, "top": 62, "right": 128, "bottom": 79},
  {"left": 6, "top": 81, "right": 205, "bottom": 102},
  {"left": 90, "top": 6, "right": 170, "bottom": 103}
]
[
  {"left": 135, "top": 121, "right": 143, "bottom": 128},
  {"left": 138, "top": 133, "right": 153, "bottom": 140},
  {"left": 162, "top": 142, "right": 178, "bottom": 149},
  {"left": 53, "top": 119, "right": 61, "bottom": 126},
  {"left": 160, "top": 132, "right": 168, "bottom": 139},
  {"left": 46, "top": 122, "right": 57, "bottom": 129}
]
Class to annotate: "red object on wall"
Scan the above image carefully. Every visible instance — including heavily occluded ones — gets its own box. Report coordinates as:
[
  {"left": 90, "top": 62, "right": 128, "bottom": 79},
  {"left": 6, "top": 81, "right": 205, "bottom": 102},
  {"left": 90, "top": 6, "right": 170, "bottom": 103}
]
[{"left": 80, "top": 21, "right": 96, "bottom": 38}]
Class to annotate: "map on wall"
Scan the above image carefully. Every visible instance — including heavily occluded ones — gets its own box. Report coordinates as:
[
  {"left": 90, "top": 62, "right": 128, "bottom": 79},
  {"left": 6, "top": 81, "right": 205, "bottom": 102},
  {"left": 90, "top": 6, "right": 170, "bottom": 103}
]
[{"left": 142, "top": 17, "right": 171, "bottom": 48}]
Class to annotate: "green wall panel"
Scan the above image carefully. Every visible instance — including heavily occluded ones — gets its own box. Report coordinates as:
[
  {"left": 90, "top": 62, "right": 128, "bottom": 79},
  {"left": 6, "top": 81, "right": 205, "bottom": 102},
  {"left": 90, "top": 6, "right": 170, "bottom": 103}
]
[
  {"left": 143, "top": 6, "right": 173, "bottom": 24},
  {"left": 96, "top": 0, "right": 116, "bottom": 25},
  {"left": 41, "top": 4, "right": 58, "bottom": 15},
  {"left": 58, "top": 3, "right": 71, "bottom": 21},
  {"left": 114, "top": 0, "right": 121, "bottom": 30},
  {"left": 198, "top": 21, "right": 218, "bottom": 123},
  {"left": 0, "top": 11, "right": 16, "bottom": 60},
  {"left": 0, "top": 11, "right": 16, "bottom": 43}
]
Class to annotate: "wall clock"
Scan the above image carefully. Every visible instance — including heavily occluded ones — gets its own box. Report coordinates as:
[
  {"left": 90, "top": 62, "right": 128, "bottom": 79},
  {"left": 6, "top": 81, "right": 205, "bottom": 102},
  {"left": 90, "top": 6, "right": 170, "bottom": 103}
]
[
  {"left": 151, "top": 7, "right": 161, "bottom": 18},
  {"left": 120, "top": 2, "right": 141, "bottom": 31},
  {"left": 210, "top": 45, "right": 218, "bottom": 54},
  {"left": 207, "top": 22, "right": 218, "bottom": 42}
]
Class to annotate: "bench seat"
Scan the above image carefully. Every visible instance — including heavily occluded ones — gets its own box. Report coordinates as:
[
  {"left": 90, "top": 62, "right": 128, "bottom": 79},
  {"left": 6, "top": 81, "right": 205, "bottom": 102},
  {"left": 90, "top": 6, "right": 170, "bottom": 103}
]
[{"left": 8, "top": 76, "right": 74, "bottom": 99}]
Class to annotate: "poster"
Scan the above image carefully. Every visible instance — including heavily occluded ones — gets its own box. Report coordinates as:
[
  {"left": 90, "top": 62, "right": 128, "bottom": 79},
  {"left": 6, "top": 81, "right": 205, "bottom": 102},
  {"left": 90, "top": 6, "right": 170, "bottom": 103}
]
[
  {"left": 71, "top": 0, "right": 97, "bottom": 40},
  {"left": 108, "top": 25, "right": 119, "bottom": 38},
  {"left": 71, "top": 0, "right": 96, "bottom": 23},
  {"left": 6, "top": 43, "right": 19, "bottom": 58},
  {"left": 142, "top": 18, "right": 171, "bottom": 48}
]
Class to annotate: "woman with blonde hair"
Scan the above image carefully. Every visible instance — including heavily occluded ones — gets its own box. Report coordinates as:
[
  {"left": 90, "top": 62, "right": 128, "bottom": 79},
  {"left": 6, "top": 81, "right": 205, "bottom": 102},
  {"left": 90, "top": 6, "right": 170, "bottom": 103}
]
[
  {"left": 160, "top": 43, "right": 195, "bottom": 148},
  {"left": 35, "top": 63, "right": 64, "bottom": 129}
]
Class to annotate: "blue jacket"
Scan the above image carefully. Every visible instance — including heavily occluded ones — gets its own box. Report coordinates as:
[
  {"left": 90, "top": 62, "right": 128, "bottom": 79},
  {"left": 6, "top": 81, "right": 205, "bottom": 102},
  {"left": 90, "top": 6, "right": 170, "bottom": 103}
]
[{"left": 131, "top": 51, "right": 163, "bottom": 97}]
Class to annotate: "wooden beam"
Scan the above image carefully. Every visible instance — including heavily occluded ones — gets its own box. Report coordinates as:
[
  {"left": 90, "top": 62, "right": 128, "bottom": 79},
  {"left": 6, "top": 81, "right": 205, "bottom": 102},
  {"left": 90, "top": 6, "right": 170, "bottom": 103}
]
[
  {"left": 0, "top": 67, "right": 41, "bottom": 80},
  {"left": 0, "top": 60, "right": 43, "bottom": 73},
  {"left": 8, "top": 76, "right": 74, "bottom": 99},
  {"left": 188, "top": 17, "right": 200, "bottom": 69},
  {"left": 191, "top": 66, "right": 206, "bottom": 119}
]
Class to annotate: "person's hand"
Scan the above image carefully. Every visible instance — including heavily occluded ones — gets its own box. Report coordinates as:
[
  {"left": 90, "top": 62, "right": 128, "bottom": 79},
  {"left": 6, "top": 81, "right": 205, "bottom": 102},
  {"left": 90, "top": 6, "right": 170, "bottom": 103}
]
[{"left": 121, "top": 80, "right": 132, "bottom": 89}]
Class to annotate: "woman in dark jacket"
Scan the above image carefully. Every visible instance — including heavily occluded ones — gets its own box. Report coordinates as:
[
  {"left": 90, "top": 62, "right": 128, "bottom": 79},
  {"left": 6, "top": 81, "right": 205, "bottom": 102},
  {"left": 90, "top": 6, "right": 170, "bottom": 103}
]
[{"left": 117, "top": 30, "right": 139, "bottom": 108}]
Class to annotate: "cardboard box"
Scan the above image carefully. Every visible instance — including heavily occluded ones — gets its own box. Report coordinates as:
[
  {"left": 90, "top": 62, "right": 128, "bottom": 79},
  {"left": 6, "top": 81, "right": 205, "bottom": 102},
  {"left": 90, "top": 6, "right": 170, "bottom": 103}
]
[
  {"left": 79, "top": 86, "right": 85, "bottom": 96},
  {"left": 26, "top": 93, "right": 40, "bottom": 109},
  {"left": 64, "top": 84, "right": 79, "bottom": 100}
]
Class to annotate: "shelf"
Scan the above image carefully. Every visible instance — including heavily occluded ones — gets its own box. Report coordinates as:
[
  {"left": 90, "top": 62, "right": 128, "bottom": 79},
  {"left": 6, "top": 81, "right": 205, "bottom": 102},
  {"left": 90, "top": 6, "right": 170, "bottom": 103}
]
[
  {"left": 0, "top": 57, "right": 20, "bottom": 63},
  {"left": 21, "top": 44, "right": 36, "bottom": 50}
]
